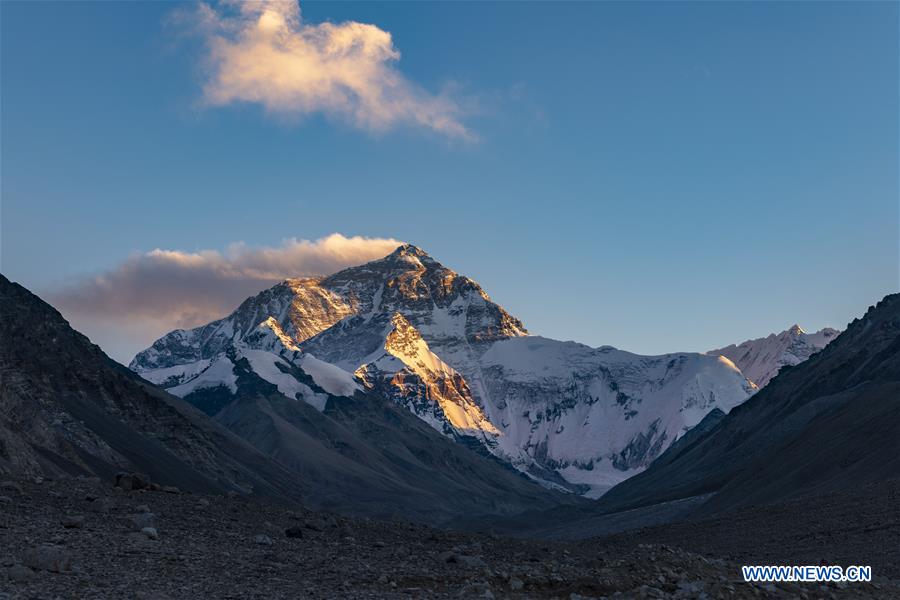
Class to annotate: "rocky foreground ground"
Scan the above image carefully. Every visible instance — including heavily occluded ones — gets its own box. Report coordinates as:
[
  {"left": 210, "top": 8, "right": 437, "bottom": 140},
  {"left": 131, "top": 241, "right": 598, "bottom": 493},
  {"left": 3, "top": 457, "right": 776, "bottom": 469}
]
[{"left": 1, "top": 476, "right": 897, "bottom": 599}]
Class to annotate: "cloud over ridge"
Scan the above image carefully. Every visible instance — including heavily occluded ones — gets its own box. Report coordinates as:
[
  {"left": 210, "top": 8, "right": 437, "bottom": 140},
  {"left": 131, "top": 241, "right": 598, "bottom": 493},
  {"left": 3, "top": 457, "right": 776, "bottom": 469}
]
[
  {"left": 49, "top": 233, "right": 403, "bottom": 361},
  {"left": 183, "top": 0, "right": 472, "bottom": 139}
]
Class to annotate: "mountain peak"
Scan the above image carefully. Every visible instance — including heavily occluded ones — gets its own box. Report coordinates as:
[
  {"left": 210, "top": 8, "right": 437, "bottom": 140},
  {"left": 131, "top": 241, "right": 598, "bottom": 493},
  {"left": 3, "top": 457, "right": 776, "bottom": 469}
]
[
  {"left": 786, "top": 324, "right": 805, "bottom": 336},
  {"left": 365, "top": 244, "right": 438, "bottom": 274},
  {"left": 388, "top": 243, "right": 430, "bottom": 260}
]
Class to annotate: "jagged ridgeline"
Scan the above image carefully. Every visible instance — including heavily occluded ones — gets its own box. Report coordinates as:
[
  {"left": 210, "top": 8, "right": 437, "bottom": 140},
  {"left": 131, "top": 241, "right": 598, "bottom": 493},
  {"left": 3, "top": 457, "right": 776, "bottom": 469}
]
[
  {"left": 132, "top": 244, "right": 758, "bottom": 497},
  {"left": 708, "top": 325, "right": 839, "bottom": 388}
]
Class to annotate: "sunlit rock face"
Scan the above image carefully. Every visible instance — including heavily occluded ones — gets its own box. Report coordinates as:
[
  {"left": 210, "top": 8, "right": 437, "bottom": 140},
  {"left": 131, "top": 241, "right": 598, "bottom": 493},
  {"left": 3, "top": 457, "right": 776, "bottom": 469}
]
[
  {"left": 132, "top": 244, "right": 757, "bottom": 497},
  {"left": 353, "top": 312, "right": 499, "bottom": 441}
]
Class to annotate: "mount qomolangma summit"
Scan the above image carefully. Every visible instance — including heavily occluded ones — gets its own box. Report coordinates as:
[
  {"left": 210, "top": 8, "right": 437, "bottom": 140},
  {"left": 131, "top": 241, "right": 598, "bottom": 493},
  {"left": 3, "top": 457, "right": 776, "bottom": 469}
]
[{"left": 132, "top": 244, "right": 762, "bottom": 497}]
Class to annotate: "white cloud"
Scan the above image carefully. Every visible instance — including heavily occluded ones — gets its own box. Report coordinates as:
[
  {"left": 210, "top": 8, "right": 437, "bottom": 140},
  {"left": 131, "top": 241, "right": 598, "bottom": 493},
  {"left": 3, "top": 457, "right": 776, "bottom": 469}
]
[
  {"left": 180, "top": 0, "right": 473, "bottom": 139},
  {"left": 49, "top": 233, "right": 403, "bottom": 362}
]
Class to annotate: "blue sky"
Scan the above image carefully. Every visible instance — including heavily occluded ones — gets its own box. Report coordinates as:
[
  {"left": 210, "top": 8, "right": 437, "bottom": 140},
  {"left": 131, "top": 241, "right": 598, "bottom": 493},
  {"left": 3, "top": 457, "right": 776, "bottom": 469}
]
[{"left": 1, "top": 1, "right": 898, "bottom": 362}]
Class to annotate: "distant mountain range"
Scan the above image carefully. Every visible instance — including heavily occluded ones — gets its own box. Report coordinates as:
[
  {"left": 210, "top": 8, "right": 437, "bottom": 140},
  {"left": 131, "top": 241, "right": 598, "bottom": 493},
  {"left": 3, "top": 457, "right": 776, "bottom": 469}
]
[
  {"left": 129, "top": 244, "right": 837, "bottom": 497},
  {"left": 708, "top": 324, "right": 839, "bottom": 388},
  {"left": 600, "top": 294, "right": 900, "bottom": 515}
]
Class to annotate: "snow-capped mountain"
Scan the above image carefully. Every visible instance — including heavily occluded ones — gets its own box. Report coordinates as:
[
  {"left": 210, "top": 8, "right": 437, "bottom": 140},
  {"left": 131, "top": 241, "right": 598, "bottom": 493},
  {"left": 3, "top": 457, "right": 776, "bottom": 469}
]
[
  {"left": 131, "top": 244, "right": 756, "bottom": 496},
  {"left": 708, "top": 325, "right": 840, "bottom": 388}
]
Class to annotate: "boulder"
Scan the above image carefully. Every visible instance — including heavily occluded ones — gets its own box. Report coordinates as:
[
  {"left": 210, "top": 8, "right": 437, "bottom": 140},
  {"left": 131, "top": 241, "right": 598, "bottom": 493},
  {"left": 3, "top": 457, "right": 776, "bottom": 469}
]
[
  {"left": 132, "top": 512, "right": 156, "bottom": 531},
  {"left": 0, "top": 482, "right": 22, "bottom": 495},
  {"left": 23, "top": 544, "right": 71, "bottom": 573},
  {"left": 114, "top": 473, "right": 133, "bottom": 491},
  {"left": 439, "top": 552, "right": 487, "bottom": 569},
  {"left": 305, "top": 518, "right": 327, "bottom": 532},
  {"left": 6, "top": 564, "right": 35, "bottom": 582},
  {"left": 114, "top": 472, "right": 150, "bottom": 491},
  {"left": 456, "top": 555, "right": 487, "bottom": 569},
  {"left": 88, "top": 497, "right": 116, "bottom": 513},
  {"left": 61, "top": 515, "right": 85, "bottom": 529}
]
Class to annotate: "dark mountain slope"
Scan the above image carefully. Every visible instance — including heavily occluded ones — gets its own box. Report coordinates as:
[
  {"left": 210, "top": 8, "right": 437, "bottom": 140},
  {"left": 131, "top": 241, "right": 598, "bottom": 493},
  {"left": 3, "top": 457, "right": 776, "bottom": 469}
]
[
  {"left": 598, "top": 293, "right": 900, "bottom": 514},
  {"left": 0, "top": 274, "right": 304, "bottom": 498},
  {"left": 181, "top": 351, "right": 581, "bottom": 524}
]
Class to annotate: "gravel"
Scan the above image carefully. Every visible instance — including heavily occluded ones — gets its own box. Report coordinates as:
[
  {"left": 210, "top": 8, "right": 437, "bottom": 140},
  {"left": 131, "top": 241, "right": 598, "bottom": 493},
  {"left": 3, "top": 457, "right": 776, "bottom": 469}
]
[{"left": 1, "top": 477, "right": 896, "bottom": 599}]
